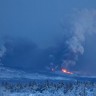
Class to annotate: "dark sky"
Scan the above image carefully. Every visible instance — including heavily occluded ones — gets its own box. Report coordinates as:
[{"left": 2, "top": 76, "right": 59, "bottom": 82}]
[
  {"left": 0, "top": 0, "right": 96, "bottom": 48},
  {"left": 0, "top": 0, "right": 96, "bottom": 75}
]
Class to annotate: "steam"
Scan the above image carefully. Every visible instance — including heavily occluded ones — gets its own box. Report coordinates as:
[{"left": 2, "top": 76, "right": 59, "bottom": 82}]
[
  {"left": 63, "top": 9, "right": 96, "bottom": 69},
  {"left": 0, "top": 35, "right": 6, "bottom": 65},
  {"left": 0, "top": 46, "right": 6, "bottom": 58},
  {"left": 67, "top": 9, "right": 96, "bottom": 54}
]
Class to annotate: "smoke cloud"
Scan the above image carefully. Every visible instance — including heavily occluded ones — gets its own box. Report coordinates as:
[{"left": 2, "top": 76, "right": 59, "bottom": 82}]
[
  {"left": 67, "top": 9, "right": 96, "bottom": 54},
  {"left": 1, "top": 8, "right": 96, "bottom": 76},
  {"left": 63, "top": 9, "right": 96, "bottom": 71},
  {"left": 0, "top": 35, "right": 6, "bottom": 65},
  {"left": 0, "top": 46, "right": 6, "bottom": 58}
]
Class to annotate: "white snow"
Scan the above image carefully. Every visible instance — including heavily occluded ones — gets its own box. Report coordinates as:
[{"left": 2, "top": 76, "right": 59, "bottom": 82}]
[{"left": 0, "top": 80, "right": 96, "bottom": 96}]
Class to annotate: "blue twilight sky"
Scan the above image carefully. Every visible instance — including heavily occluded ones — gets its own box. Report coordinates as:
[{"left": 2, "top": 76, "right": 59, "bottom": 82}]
[{"left": 0, "top": 0, "right": 96, "bottom": 75}]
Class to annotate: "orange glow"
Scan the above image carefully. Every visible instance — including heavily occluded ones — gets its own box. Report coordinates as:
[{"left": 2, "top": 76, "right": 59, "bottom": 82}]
[{"left": 61, "top": 68, "right": 73, "bottom": 74}]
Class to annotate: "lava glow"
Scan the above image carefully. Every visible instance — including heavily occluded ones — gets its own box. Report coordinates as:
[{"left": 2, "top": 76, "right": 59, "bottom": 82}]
[{"left": 61, "top": 68, "right": 73, "bottom": 74}]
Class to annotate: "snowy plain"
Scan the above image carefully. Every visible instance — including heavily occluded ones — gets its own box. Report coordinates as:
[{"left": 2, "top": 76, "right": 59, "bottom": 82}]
[{"left": 0, "top": 67, "right": 96, "bottom": 96}]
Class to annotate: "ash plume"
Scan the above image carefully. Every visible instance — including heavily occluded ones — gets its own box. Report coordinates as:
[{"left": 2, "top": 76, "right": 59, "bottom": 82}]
[
  {"left": 0, "top": 35, "right": 6, "bottom": 65},
  {"left": 63, "top": 9, "right": 96, "bottom": 70}
]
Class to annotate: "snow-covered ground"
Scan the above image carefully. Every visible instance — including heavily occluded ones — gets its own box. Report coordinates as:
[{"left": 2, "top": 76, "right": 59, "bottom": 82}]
[
  {"left": 0, "top": 80, "right": 96, "bottom": 96},
  {"left": 0, "top": 67, "right": 73, "bottom": 80},
  {"left": 0, "top": 67, "right": 96, "bottom": 96}
]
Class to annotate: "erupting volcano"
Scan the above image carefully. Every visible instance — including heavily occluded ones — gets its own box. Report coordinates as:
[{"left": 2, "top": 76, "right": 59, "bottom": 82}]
[
  {"left": 51, "top": 67, "right": 73, "bottom": 75},
  {"left": 61, "top": 68, "right": 73, "bottom": 75}
]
